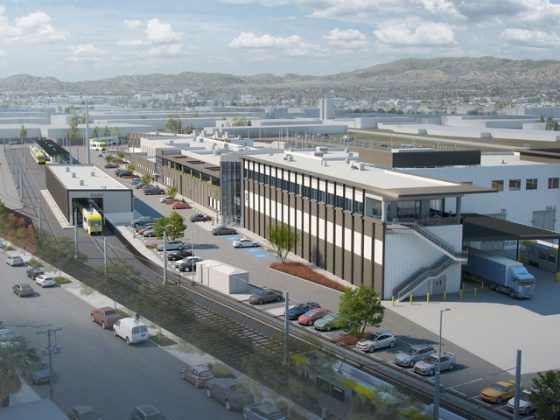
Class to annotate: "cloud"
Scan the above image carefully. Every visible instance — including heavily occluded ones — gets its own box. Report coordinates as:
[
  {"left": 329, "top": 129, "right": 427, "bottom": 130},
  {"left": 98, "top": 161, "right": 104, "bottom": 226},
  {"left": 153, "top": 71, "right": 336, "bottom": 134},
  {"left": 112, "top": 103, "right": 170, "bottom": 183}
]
[
  {"left": 0, "top": 48, "right": 5, "bottom": 57},
  {"left": 123, "top": 19, "right": 142, "bottom": 30},
  {"left": 415, "top": 0, "right": 463, "bottom": 19},
  {"left": 117, "top": 39, "right": 145, "bottom": 47},
  {"left": 148, "top": 43, "right": 184, "bottom": 56},
  {"left": 221, "top": 0, "right": 289, "bottom": 5},
  {"left": 323, "top": 28, "right": 368, "bottom": 48},
  {"left": 69, "top": 44, "right": 106, "bottom": 63},
  {"left": 146, "top": 18, "right": 182, "bottom": 43},
  {"left": 229, "top": 32, "right": 302, "bottom": 48},
  {"left": 501, "top": 28, "right": 560, "bottom": 47},
  {"left": 374, "top": 18, "right": 456, "bottom": 46},
  {"left": 294, "top": 0, "right": 407, "bottom": 19},
  {"left": 0, "top": 6, "right": 68, "bottom": 42}
]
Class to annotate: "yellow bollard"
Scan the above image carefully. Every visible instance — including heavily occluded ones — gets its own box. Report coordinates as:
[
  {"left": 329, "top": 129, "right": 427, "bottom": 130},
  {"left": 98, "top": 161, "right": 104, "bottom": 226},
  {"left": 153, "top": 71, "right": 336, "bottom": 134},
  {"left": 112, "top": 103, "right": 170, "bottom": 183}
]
[
  {"left": 410, "top": 294, "right": 413, "bottom": 305},
  {"left": 443, "top": 291, "right": 447, "bottom": 302},
  {"left": 460, "top": 289, "right": 463, "bottom": 301},
  {"left": 392, "top": 296, "right": 395, "bottom": 307},
  {"left": 426, "top": 292, "right": 430, "bottom": 303},
  {"left": 474, "top": 288, "right": 477, "bottom": 298}
]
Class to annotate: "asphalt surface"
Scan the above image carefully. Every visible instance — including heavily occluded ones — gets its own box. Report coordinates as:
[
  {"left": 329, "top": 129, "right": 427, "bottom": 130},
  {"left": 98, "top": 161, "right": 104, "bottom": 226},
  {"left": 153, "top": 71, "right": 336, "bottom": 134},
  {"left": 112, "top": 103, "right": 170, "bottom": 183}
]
[{"left": 0, "top": 256, "right": 239, "bottom": 420}]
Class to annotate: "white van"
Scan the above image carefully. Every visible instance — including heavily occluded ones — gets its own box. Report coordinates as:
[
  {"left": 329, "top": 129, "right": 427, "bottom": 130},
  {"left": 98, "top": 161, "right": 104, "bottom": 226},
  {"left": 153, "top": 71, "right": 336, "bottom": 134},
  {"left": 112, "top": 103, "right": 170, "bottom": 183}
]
[
  {"left": 112, "top": 317, "right": 149, "bottom": 345},
  {"left": 6, "top": 253, "right": 24, "bottom": 266}
]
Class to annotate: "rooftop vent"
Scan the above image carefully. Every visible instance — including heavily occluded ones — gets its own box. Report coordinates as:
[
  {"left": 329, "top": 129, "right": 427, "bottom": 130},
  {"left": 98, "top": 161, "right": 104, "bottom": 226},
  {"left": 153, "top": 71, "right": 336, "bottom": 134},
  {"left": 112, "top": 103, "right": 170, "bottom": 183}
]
[
  {"left": 316, "top": 146, "right": 328, "bottom": 153},
  {"left": 65, "top": 167, "right": 70, "bottom": 172},
  {"left": 71, "top": 172, "right": 76, "bottom": 178},
  {"left": 91, "top": 171, "right": 95, "bottom": 177},
  {"left": 347, "top": 152, "right": 353, "bottom": 158},
  {"left": 283, "top": 154, "right": 293, "bottom": 162},
  {"left": 350, "top": 161, "right": 365, "bottom": 170},
  {"left": 79, "top": 180, "right": 84, "bottom": 186},
  {"left": 321, "top": 159, "right": 327, "bottom": 167}
]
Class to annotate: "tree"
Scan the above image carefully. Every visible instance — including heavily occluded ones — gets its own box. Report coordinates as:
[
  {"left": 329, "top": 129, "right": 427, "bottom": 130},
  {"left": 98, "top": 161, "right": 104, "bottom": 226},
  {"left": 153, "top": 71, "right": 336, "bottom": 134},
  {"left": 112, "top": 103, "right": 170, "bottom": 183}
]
[
  {"left": 268, "top": 224, "right": 298, "bottom": 263},
  {"left": 166, "top": 186, "right": 177, "bottom": 198},
  {"left": 530, "top": 370, "right": 560, "bottom": 419},
  {"left": 141, "top": 173, "right": 154, "bottom": 185},
  {"left": 103, "top": 126, "right": 110, "bottom": 137},
  {"left": 92, "top": 126, "right": 99, "bottom": 138},
  {"left": 540, "top": 115, "right": 545, "bottom": 123},
  {"left": 0, "top": 336, "right": 37, "bottom": 408},
  {"left": 18, "top": 125, "right": 27, "bottom": 140},
  {"left": 338, "top": 285, "right": 384, "bottom": 337},
  {"left": 165, "top": 118, "right": 182, "bottom": 134},
  {"left": 116, "top": 151, "right": 124, "bottom": 159},
  {"left": 126, "top": 163, "right": 136, "bottom": 173},
  {"left": 152, "top": 211, "right": 186, "bottom": 240},
  {"left": 184, "top": 123, "right": 195, "bottom": 134},
  {"left": 104, "top": 154, "right": 114, "bottom": 164},
  {"left": 68, "top": 115, "right": 81, "bottom": 140}
]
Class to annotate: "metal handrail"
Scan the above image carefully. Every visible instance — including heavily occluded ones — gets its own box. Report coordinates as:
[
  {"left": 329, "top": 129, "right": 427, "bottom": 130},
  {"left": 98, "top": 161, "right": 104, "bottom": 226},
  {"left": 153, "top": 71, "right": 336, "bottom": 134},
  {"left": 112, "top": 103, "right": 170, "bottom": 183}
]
[
  {"left": 399, "top": 222, "right": 466, "bottom": 259},
  {"left": 395, "top": 257, "right": 454, "bottom": 301}
]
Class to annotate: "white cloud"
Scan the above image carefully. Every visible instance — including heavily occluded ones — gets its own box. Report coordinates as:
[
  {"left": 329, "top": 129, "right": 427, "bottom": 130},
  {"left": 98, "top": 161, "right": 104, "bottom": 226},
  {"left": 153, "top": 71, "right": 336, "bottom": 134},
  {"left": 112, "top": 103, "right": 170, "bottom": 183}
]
[
  {"left": 0, "top": 6, "right": 68, "bottom": 42},
  {"left": 229, "top": 32, "right": 302, "bottom": 48},
  {"left": 69, "top": 44, "right": 106, "bottom": 63},
  {"left": 0, "top": 49, "right": 5, "bottom": 57},
  {"left": 323, "top": 28, "right": 368, "bottom": 48},
  {"left": 148, "top": 43, "right": 184, "bottom": 56},
  {"left": 515, "top": 0, "right": 560, "bottom": 27},
  {"left": 415, "top": 0, "right": 463, "bottom": 19},
  {"left": 501, "top": 28, "right": 560, "bottom": 47},
  {"left": 374, "top": 18, "right": 456, "bottom": 46},
  {"left": 295, "top": 0, "right": 407, "bottom": 19},
  {"left": 221, "top": 0, "right": 289, "bottom": 5},
  {"left": 146, "top": 18, "right": 182, "bottom": 43},
  {"left": 117, "top": 39, "right": 145, "bottom": 47},
  {"left": 123, "top": 19, "right": 142, "bottom": 30}
]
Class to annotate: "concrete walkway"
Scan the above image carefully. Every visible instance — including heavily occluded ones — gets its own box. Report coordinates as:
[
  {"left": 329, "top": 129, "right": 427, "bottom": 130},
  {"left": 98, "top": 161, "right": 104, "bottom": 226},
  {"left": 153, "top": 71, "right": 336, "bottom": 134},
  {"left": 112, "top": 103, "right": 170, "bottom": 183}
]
[{"left": 0, "top": 148, "right": 23, "bottom": 209}]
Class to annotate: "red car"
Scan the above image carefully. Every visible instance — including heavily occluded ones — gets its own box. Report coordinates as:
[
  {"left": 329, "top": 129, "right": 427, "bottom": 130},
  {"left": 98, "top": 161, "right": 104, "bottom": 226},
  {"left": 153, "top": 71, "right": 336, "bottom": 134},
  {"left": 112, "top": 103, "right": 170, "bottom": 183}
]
[
  {"left": 90, "top": 307, "right": 122, "bottom": 329},
  {"left": 181, "top": 364, "right": 214, "bottom": 388},
  {"left": 298, "top": 308, "right": 332, "bottom": 326},
  {"left": 171, "top": 200, "right": 189, "bottom": 209}
]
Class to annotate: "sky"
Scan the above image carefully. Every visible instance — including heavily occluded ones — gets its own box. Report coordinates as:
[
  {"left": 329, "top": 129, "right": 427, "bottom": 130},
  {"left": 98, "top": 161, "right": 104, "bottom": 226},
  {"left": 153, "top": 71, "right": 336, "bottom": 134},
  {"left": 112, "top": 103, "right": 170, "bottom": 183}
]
[{"left": 0, "top": 0, "right": 559, "bottom": 81}]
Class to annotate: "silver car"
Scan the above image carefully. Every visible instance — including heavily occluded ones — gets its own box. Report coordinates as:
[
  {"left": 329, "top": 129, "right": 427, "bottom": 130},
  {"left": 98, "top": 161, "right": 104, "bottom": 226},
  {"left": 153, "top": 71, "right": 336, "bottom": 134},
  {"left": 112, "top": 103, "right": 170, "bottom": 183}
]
[
  {"left": 413, "top": 352, "right": 456, "bottom": 376},
  {"left": 395, "top": 344, "right": 435, "bottom": 367},
  {"left": 355, "top": 331, "right": 396, "bottom": 353},
  {"left": 507, "top": 389, "right": 534, "bottom": 415}
]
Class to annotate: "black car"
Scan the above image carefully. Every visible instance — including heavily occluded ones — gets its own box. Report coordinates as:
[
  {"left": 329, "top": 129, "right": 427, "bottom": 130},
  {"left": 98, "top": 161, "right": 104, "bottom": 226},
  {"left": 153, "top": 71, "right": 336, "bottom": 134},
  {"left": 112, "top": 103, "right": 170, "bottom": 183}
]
[
  {"left": 190, "top": 213, "right": 212, "bottom": 223},
  {"left": 26, "top": 267, "right": 45, "bottom": 280},
  {"left": 212, "top": 226, "right": 237, "bottom": 236},
  {"left": 115, "top": 169, "right": 130, "bottom": 177},
  {"left": 167, "top": 249, "right": 193, "bottom": 261},
  {"left": 177, "top": 260, "right": 198, "bottom": 272},
  {"left": 143, "top": 186, "right": 164, "bottom": 195},
  {"left": 249, "top": 288, "right": 284, "bottom": 305},
  {"left": 23, "top": 358, "right": 51, "bottom": 384},
  {"left": 287, "top": 302, "right": 321, "bottom": 320},
  {"left": 104, "top": 163, "right": 118, "bottom": 169}
]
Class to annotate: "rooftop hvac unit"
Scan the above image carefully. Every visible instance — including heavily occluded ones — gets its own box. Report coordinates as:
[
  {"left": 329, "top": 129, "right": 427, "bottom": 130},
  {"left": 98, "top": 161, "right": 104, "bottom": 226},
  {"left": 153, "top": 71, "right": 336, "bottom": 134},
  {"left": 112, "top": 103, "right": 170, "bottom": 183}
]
[
  {"left": 345, "top": 157, "right": 351, "bottom": 164},
  {"left": 283, "top": 154, "right": 293, "bottom": 162},
  {"left": 79, "top": 180, "right": 84, "bottom": 186},
  {"left": 321, "top": 159, "right": 327, "bottom": 167},
  {"left": 71, "top": 172, "right": 76, "bottom": 178},
  {"left": 91, "top": 171, "right": 95, "bottom": 177},
  {"left": 350, "top": 161, "right": 359, "bottom": 170},
  {"left": 169, "top": 140, "right": 174, "bottom": 145},
  {"left": 348, "top": 152, "right": 353, "bottom": 158},
  {"left": 359, "top": 162, "right": 365, "bottom": 170},
  {"left": 223, "top": 143, "right": 229, "bottom": 149},
  {"left": 316, "top": 146, "right": 328, "bottom": 153},
  {"left": 213, "top": 149, "right": 221, "bottom": 155},
  {"left": 65, "top": 167, "right": 70, "bottom": 172},
  {"left": 344, "top": 147, "right": 349, "bottom": 153}
]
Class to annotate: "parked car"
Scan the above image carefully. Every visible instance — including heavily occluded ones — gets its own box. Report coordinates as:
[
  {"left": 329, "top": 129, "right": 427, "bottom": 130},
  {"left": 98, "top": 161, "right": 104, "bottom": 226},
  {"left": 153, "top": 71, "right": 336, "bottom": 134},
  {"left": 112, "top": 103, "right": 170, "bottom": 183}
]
[
  {"left": 171, "top": 200, "right": 189, "bottom": 209},
  {"left": 233, "top": 238, "right": 259, "bottom": 248},
  {"left": 113, "top": 317, "right": 149, "bottom": 345},
  {"left": 131, "top": 404, "right": 166, "bottom": 420},
  {"left": 190, "top": 213, "right": 212, "bottom": 222},
  {"left": 6, "top": 253, "right": 25, "bottom": 266},
  {"left": 156, "top": 240, "right": 187, "bottom": 252},
  {"left": 205, "top": 378, "right": 254, "bottom": 411},
  {"left": 134, "top": 181, "right": 147, "bottom": 189},
  {"left": 104, "top": 163, "right": 118, "bottom": 169},
  {"left": 243, "top": 402, "right": 285, "bottom": 420},
  {"left": 395, "top": 345, "right": 436, "bottom": 367},
  {"left": 0, "top": 328, "right": 19, "bottom": 350},
  {"left": 142, "top": 229, "right": 157, "bottom": 237},
  {"left": 181, "top": 364, "right": 214, "bottom": 388},
  {"left": 35, "top": 274, "right": 56, "bottom": 288},
  {"left": 313, "top": 313, "right": 347, "bottom": 332},
  {"left": 137, "top": 224, "right": 154, "bottom": 235},
  {"left": 68, "top": 404, "right": 102, "bottom": 420},
  {"left": 413, "top": 352, "right": 456, "bottom": 376},
  {"left": 26, "top": 267, "right": 45, "bottom": 280},
  {"left": 13, "top": 283, "right": 34, "bottom": 297},
  {"left": 130, "top": 178, "right": 144, "bottom": 185},
  {"left": 114, "top": 168, "right": 127, "bottom": 175},
  {"left": 160, "top": 196, "right": 175, "bottom": 204},
  {"left": 298, "top": 308, "right": 332, "bottom": 326},
  {"left": 286, "top": 302, "right": 321, "bottom": 320},
  {"left": 175, "top": 256, "right": 203, "bottom": 272},
  {"left": 212, "top": 226, "right": 237, "bottom": 236},
  {"left": 91, "top": 306, "right": 122, "bottom": 329},
  {"left": 249, "top": 288, "right": 283, "bottom": 304},
  {"left": 115, "top": 169, "right": 131, "bottom": 177},
  {"left": 131, "top": 217, "right": 154, "bottom": 228},
  {"left": 480, "top": 380, "right": 516, "bottom": 404},
  {"left": 167, "top": 248, "right": 193, "bottom": 261},
  {"left": 23, "top": 358, "right": 50, "bottom": 384},
  {"left": 507, "top": 389, "right": 534, "bottom": 415},
  {"left": 143, "top": 185, "right": 164, "bottom": 195},
  {"left": 356, "top": 331, "right": 396, "bottom": 353}
]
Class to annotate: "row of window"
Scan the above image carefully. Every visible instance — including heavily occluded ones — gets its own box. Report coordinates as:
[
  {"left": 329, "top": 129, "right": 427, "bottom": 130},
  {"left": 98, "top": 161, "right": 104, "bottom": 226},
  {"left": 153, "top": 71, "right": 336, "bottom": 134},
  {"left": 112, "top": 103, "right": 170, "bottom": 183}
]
[{"left": 491, "top": 177, "right": 559, "bottom": 192}]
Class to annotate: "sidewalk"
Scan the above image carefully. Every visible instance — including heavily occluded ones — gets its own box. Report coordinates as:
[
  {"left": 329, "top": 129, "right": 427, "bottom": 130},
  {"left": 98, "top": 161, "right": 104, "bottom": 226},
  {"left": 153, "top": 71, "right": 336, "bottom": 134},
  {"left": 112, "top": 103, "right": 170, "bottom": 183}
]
[{"left": 0, "top": 148, "right": 23, "bottom": 210}]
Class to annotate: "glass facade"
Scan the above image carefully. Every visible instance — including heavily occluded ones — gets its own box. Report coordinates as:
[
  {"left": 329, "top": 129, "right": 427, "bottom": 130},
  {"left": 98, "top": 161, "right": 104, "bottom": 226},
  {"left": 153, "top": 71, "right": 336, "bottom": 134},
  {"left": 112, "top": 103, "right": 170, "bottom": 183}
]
[{"left": 221, "top": 161, "right": 242, "bottom": 224}]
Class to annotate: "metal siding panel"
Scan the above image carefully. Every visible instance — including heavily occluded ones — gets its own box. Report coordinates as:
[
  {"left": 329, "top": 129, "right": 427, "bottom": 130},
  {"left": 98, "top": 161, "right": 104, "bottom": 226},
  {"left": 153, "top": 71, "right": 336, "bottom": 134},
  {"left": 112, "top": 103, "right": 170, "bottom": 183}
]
[
  {"left": 334, "top": 208, "right": 344, "bottom": 279},
  {"left": 302, "top": 198, "right": 310, "bottom": 261},
  {"left": 325, "top": 206, "right": 334, "bottom": 273},
  {"left": 353, "top": 215, "right": 363, "bottom": 285}
]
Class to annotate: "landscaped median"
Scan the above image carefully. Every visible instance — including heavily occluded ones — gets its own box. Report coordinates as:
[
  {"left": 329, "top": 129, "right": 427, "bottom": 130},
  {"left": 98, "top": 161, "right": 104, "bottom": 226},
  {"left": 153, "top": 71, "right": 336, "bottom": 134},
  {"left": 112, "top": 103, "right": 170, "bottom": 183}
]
[{"left": 270, "top": 261, "right": 348, "bottom": 292}]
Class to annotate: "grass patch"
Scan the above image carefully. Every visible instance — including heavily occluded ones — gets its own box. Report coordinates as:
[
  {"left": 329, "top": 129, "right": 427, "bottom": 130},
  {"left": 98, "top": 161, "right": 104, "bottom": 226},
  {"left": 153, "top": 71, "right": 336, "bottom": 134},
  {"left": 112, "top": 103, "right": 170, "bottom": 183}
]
[
  {"left": 54, "top": 276, "right": 71, "bottom": 285},
  {"left": 80, "top": 285, "right": 95, "bottom": 296},
  {"left": 27, "top": 258, "right": 43, "bottom": 268},
  {"left": 207, "top": 362, "right": 235, "bottom": 378},
  {"left": 150, "top": 333, "right": 176, "bottom": 347},
  {"left": 270, "top": 261, "right": 347, "bottom": 292},
  {"left": 4, "top": 245, "right": 14, "bottom": 251}
]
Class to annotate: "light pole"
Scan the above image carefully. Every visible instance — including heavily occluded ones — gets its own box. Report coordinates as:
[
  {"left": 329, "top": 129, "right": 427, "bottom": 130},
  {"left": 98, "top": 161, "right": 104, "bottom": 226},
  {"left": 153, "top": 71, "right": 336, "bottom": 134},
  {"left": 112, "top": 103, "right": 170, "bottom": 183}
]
[{"left": 434, "top": 307, "right": 450, "bottom": 420}]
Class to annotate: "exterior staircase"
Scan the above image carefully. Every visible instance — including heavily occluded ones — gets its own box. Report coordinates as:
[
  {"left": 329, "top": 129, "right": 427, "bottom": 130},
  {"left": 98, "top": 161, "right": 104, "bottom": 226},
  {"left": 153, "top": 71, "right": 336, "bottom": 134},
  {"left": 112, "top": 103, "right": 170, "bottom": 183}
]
[
  {"left": 400, "top": 222, "right": 467, "bottom": 262},
  {"left": 394, "top": 256, "right": 455, "bottom": 301}
]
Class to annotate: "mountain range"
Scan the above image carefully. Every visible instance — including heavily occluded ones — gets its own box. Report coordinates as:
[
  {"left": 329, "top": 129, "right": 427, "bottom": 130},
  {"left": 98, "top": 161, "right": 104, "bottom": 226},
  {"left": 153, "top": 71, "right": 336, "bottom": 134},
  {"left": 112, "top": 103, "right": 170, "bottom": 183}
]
[{"left": 1, "top": 57, "right": 559, "bottom": 97}]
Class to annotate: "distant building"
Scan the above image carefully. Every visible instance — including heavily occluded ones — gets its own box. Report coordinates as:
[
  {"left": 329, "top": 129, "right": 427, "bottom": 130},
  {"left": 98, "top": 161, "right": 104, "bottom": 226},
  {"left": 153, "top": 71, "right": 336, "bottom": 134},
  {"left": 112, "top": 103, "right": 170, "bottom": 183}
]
[{"left": 319, "top": 99, "right": 335, "bottom": 120}]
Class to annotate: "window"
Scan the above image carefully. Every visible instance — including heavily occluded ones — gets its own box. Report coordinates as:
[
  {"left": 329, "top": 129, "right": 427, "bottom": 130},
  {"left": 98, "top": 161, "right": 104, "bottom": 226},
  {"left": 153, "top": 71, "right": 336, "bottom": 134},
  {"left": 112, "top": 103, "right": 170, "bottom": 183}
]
[
  {"left": 549, "top": 177, "right": 559, "bottom": 189},
  {"left": 491, "top": 180, "right": 504, "bottom": 192},
  {"left": 509, "top": 179, "right": 521, "bottom": 191},
  {"left": 526, "top": 178, "right": 538, "bottom": 190}
]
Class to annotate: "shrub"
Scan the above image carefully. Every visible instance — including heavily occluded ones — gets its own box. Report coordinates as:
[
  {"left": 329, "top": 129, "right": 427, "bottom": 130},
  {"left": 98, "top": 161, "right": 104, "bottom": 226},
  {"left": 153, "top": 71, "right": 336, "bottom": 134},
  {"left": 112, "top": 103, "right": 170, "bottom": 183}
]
[
  {"left": 54, "top": 276, "right": 71, "bottom": 285},
  {"left": 270, "top": 262, "right": 347, "bottom": 292},
  {"left": 27, "top": 258, "right": 43, "bottom": 268},
  {"left": 4, "top": 244, "right": 14, "bottom": 251},
  {"left": 207, "top": 362, "right": 235, "bottom": 378}
]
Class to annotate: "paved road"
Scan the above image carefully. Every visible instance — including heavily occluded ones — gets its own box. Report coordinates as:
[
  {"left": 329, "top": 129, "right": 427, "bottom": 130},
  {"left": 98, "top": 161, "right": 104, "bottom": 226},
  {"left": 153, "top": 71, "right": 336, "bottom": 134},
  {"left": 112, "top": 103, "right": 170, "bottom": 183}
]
[{"left": 0, "top": 255, "right": 238, "bottom": 419}]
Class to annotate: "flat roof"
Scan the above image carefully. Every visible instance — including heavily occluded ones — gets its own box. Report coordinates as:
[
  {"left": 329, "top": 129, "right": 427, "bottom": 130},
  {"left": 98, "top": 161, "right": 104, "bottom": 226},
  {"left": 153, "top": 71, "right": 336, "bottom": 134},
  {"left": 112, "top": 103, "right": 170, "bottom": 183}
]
[
  {"left": 480, "top": 153, "right": 541, "bottom": 167},
  {"left": 247, "top": 149, "right": 492, "bottom": 200},
  {"left": 48, "top": 165, "right": 128, "bottom": 190},
  {"left": 463, "top": 214, "right": 560, "bottom": 241}
]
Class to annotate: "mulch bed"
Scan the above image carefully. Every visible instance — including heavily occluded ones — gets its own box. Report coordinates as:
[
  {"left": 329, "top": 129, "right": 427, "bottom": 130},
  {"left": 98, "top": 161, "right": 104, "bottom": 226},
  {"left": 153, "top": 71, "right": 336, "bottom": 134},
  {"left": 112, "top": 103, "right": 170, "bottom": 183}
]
[{"left": 270, "top": 261, "right": 347, "bottom": 292}]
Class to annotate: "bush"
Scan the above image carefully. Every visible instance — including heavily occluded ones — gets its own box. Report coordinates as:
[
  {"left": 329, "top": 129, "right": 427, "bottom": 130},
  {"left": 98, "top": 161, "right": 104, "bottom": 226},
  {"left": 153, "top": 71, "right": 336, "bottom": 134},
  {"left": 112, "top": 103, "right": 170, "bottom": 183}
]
[
  {"left": 54, "top": 276, "right": 71, "bottom": 285},
  {"left": 270, "top": 262, "right": 347, "bottom": 292},
  {"left": 207, "top": 362, "right": 235, "bottom": 378},
  {"left": 27, "top": 258, "right": 43, "bottom": 268},
  {"left": 4, "top": 244, "right": 14, "bottom": 251}
]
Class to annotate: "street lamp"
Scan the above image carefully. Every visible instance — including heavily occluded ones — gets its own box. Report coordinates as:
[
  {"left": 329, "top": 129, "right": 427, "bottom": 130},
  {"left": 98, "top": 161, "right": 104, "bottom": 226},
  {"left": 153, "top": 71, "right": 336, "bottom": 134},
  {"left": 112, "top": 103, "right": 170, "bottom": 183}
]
[{"left": 434, "top": 308, "right": 451, "bottom": 420}]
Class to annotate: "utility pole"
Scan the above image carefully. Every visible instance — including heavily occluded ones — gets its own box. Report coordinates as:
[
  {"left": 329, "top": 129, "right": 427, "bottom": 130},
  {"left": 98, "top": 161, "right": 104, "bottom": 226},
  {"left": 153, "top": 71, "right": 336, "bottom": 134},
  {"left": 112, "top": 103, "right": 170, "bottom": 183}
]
[
  {"left": 283, "top": 291, "right": 289, "bottom": 366},
  {"left": 36, "top": 327, "right": 63, "bottom": 401},
  {"left": 163, "top": 231, "right": 168, "bottom": 286},
  {"left": 434, "top": 308, "right": 451, "bottom": 420},
  {"left": 37, "top": 200, "right": 42, "bottom": 240},
  {"left": 85, "top": 102, "right": 90, "bottom": 165},
  {"left": 74, "top": 223, "right": 78, "bottom": 259},
  {"left": 513, "top": 350, "right": 522, "bottom": 420}
]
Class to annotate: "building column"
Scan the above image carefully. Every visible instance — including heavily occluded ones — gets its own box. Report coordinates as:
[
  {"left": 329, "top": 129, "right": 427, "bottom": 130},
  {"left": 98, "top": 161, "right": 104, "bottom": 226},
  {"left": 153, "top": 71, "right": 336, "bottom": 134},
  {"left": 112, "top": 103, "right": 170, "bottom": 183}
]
[{"left": 456, "top": 196, "right": 462, "bottom": 220}]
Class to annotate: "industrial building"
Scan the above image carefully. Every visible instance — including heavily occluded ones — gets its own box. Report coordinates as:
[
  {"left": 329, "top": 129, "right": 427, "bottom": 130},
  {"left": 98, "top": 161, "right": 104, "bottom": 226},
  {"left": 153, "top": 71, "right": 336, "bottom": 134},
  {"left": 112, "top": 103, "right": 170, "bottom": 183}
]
[{"left": 45, "top": 164, "right": 133, "bottom": 226}]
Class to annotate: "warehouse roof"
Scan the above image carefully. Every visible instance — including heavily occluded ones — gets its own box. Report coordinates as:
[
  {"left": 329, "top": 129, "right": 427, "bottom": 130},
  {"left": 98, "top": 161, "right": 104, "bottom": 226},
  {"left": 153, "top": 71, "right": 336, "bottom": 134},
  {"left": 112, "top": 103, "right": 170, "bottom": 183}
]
[
  {"left": 463, "top": 214, "right": 560, "bottom": 241},
  {"left": 47, "top": 165, "right": 128, "bottom": 190}
]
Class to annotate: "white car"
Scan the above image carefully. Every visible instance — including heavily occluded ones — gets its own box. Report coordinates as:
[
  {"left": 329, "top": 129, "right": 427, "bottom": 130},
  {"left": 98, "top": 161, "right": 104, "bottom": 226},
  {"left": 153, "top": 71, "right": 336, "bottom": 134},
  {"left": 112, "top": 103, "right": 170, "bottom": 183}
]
[
  {"left": 355, "top": 331, "right": 396, "bottom": 353},
  {"left": 113, "top": 317, "right": 149, "bottom": 345},
  {"left": 35, "top": 274, "right": 56, "bottom": 288},
  {"left": 507, "top": 389, "right": 534, "bottom": 415},
  {"left": 233, "top": 238, "right": 259, "bottom": 248}
]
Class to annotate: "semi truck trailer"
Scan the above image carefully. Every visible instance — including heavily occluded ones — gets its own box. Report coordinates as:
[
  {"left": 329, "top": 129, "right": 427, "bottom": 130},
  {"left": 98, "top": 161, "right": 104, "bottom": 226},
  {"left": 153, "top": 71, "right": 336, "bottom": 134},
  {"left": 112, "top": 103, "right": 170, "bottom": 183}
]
[{"left": 465, "top": 249, "right": 535, "bottom": 298}]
